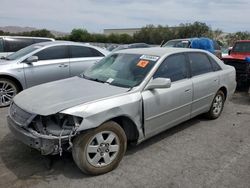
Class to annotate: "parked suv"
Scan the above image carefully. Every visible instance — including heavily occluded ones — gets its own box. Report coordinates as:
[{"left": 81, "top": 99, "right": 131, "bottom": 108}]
[
  {"left": 0, "top": 36, "right": 55, "bottom": 57},
  {"left": 0, "top": 41, "right": 109, "bottom": 107}
]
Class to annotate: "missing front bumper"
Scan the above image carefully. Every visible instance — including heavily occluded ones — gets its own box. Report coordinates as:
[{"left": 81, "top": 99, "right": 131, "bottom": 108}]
[{"left": 7, "top": 116, "right": 68, "bottom": 155}]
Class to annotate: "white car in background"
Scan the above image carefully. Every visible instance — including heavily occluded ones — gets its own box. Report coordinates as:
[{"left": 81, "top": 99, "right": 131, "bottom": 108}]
[
  {"left": 0, "top": 41, "right": 109, "bottom": 107},
  {"left": 0, "top": 36, "right": 54, "bottom": 57}
]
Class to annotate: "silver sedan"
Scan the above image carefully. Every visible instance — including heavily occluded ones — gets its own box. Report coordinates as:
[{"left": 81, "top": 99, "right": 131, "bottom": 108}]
[
  {"left": 7, "top": 47, "right": 236, "bottom": 175},
  {"left": 0, "top": 41, "right": 109, "bottom": 107}
]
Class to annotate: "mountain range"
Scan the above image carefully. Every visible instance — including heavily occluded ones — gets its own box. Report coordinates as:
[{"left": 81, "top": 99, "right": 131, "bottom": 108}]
[{"left": 0, "top": 26, "right": 68, "bottom": 37}]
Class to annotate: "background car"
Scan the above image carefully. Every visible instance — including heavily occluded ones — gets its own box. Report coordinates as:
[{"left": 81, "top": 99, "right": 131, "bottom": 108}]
[
  {"left": 222, "top": 40, "right": 250, "bottom": 87},
  {"left": 112, "top": 43, "right": 150, "bottom": 52},
  {"left": 0, "top": 41, "right": 109, "bottom": 107},
  {"left": 162, "top": 38, "right": 222, "bottom": 58},
  {"left": 0, "top": 36, "right": 55, "bottom": 57},
  {"left": 7, "top": 47, "right": 236, "bottom": 175}
]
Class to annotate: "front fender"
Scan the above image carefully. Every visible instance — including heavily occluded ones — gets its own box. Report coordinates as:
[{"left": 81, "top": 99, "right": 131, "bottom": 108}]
[{"left": 61, "top": 92, "right": 145, "bottom": 141}]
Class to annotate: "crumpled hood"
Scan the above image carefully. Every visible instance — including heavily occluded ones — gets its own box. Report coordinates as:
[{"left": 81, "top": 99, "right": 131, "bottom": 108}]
[{"left": 14, "top": 77, "right": 128, "bottom": 116}]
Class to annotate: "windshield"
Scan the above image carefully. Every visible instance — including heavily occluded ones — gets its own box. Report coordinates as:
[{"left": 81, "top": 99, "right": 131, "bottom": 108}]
[
  {"left": 83, "top": 53, "right": 159, "bottom": 88},
  {"left": 163, "top": 40, "right": 190, "bottom": 48},
  {"left": 232, "top": 42, "right": 250, "bottom": 53},
  {"left": 5, "top": 44, "right": 42, "bottom": 60}
]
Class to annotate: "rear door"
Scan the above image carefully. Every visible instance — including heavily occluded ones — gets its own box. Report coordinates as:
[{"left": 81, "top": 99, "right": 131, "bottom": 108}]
[
  {"left": 142, "top": 53, "right": 193, "bottom": 137},
  {"left": 187, "top": 52, "right": 220, "bottom": 117},
  {"left": 23, "top": 45, "right": 70, "bottom": 87},
  {"left": 69, "top": 45, "right": 104, "bottom": 76}
]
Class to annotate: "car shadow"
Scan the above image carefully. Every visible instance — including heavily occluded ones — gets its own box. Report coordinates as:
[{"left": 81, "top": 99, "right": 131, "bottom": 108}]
[
  {"left": 126, "top": 116, "right": 202, "bottom": 155},
  {"left": 0, "top": 115, "right": 204, "bottom": 181}
]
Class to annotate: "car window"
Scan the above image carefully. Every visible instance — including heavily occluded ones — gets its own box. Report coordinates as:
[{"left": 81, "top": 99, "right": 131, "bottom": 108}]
[
  {"left": 0, "top": 39, "right": 3, "bottom": 52},
  {"left": 70, "top": 46, "right": 104, "bottom": 58},
  {"left": 232, "top": 42, "right": 250, "bottom": 53},
  {"left": 153, "top": 54, "right": 188, "bottom": 82},
  {"left": 35, "top": 45, "right": 69, "bottom": 60},
  {"left": 188, "top": 52, "right": 213, "bottom": 76},
  {"left": 208, "top": 56, "right": 222, "bottom": 71},
  {"left": 33, "top": 39, "right": 53, "bottom": 43},
  {"left": 4, "top": 38, "right": 34, "bottom": 52},
  {"left": 6, "top": 45, "right": 42, "bottom": 60},
  {"left": 213, "top": 40, "right": 221, "bottom": 50}
]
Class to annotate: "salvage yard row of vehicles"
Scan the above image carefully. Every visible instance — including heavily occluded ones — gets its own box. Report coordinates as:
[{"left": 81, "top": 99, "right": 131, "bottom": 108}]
[{"left": 6, "top": 45, "right": 236, "bottom": 175}]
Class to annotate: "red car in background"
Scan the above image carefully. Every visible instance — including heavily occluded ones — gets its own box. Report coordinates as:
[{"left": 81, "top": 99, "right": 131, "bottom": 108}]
[{"left": 222, "top": 40, "right": 250, "bottom": 89}]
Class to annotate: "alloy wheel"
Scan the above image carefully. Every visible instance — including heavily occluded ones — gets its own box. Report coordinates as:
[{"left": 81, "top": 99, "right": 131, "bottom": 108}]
[
  {"left": 0, "top": 80, "right": 17, "bottom": 107},
  {"left": 86, "top": 131, "right": 120, "bottom": 168}
]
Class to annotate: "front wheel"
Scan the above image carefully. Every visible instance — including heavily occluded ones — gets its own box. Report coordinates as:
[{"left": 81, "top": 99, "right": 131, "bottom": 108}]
[
  {"left": 0, "top": 78, "right": 19, "bottom": 107},
  {"left": 72, "top": 121, "right": 127, "bottom": 175},
  {"left": 205, "top": 90, "right": 225, "bottom": 119}
]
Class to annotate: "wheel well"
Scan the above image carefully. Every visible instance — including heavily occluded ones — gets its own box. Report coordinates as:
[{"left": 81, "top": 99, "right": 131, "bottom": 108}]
[
  {"left": 0, "top": 75, "right": 23, "bottom": 91},
  {"left": 111, "top": 116, "right": 139, "bottom": 144},
  {"left": 219, "top": 86, "right": 227, "bottom": 100}
]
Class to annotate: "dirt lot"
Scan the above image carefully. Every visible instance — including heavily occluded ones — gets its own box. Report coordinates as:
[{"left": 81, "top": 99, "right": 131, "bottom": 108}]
[{"left": 0, "top": 91, "right": 250, "bottom": 188}]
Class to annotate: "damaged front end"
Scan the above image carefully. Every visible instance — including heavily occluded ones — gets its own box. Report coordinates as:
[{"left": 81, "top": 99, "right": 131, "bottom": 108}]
[{"left": 7, "top": 102, "right": 83, "bottom": 155}]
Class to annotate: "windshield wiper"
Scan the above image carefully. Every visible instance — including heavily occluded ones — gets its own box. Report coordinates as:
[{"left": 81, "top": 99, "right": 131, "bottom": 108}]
[{"left": 80, "top": 73, "right": 109, "bottom": 84}]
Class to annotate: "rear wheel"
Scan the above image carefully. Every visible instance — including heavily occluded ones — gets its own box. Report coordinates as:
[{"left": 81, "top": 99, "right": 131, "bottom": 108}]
[
  {"left": 205, "top": 90, "right": 225, "bottom": 119},
  {"left": 0, "top": 78, "right": 19, "bottom": 107},
  {"left": 72, "top": 121, "right": 127, "bottom": 175}
]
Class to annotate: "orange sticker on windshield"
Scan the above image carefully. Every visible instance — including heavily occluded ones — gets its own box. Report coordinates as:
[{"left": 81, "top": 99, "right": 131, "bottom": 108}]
[{"left": 137, "top": 60, "right": 149, "bottom": 68}]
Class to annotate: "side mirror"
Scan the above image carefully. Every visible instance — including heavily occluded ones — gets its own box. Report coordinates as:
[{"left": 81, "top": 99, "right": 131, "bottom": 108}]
[
  {"left": 25, "top": 56, "right": 38, "bottom": 64},
  {"left": 145, "top": 78, "right": 171, "bottom": 90}
]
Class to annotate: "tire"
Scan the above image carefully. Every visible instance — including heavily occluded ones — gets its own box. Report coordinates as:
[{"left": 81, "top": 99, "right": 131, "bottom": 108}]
[
  {"left": 0, "top": 78, "right": 19, "bottom": 107},
  {"left": 72, "top": 121, "right": 127, "bottom": 175},
  {"left": 205, "top": 90, "right": 225, "bottom": 119}
]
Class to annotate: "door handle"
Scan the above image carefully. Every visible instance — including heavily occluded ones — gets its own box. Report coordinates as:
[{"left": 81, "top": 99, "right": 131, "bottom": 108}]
[
  {"left": 59, "top": 64, "right": 68, "bottom": 68},
  {"left": 185, "top": 89, "right": 191, "bottom": 92}
]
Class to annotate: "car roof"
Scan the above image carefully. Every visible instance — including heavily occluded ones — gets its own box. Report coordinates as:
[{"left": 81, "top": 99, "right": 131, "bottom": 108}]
[
  {"left": 33, "top": 41, "right": 110, "bottom": 55},
  {"left": 115, "top": 47, "right": 208, "bottom": 57},
  {"left": 0, "top": 36, "right": 54, "bottom": 40}
]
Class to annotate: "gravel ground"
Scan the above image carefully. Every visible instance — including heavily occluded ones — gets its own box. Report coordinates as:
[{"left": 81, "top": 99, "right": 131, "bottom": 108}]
[{"left": 0, "top": 91, "right": 249, "bottom": 188}]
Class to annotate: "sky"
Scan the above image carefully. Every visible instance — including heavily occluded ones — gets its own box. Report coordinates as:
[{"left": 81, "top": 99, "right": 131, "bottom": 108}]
[{"left": 0, "top": 0, "right": 249, "bottom": 33}]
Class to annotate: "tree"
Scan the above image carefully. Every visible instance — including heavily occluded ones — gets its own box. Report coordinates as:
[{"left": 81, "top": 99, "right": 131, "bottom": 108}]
[
  {"left": 19, "top": 29, "right": 55, "bottom": 38},
  {"left": 225, "top": 31, "right": 250, "bottom": 46},
  {"left": 69, "top": 28, "right": 91, "bottom": 42}
]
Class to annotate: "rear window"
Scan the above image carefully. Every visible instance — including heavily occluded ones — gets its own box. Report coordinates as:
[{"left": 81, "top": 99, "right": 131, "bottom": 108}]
[
  {"left": 233, "top": 42, "right": 250, "bottom": 53},
  {"left": 188, "top": 52, "right": 213, "bottom": 76},
  {"left": 4, "top": 38, "right": 34, "bottom": 52}
]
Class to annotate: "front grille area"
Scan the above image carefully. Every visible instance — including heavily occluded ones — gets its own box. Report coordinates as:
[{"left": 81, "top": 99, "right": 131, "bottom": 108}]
[{"left": 9, "top": 103, "right": 34, "bottom": 126}]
